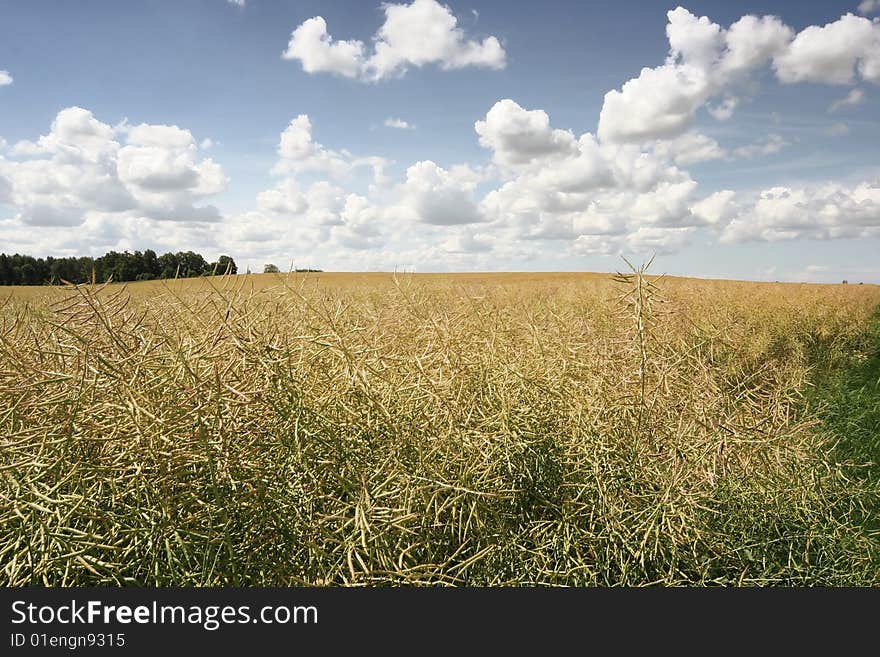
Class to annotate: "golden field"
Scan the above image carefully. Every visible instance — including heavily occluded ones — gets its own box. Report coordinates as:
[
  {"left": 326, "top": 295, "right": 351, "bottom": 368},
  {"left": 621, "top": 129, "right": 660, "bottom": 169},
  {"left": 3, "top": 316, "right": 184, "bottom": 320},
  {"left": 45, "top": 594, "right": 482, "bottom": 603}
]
[{"left": 1, "top": 270, "right": 879, "bottom": 585}]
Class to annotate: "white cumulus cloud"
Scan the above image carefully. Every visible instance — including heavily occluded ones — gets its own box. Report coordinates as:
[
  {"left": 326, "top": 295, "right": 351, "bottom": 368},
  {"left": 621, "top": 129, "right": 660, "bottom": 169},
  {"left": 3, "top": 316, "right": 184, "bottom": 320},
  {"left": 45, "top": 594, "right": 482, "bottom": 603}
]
[
  {"left": 256, "top": 179, "right": 306, "bottom": 215},
  {"left": 598, "top": 62, "right": 714, "bottom": 143},
  {"left": 475, "top": 100, "right": 708, "bottom": 254},
  {"left": 282, "top": 0, "right": 505, "bottom": 82},
  {"left": 690, "top": 190, "right": 738, "bottom": 225},
  {"left": 475, "top": 99, "right": 578, "bottom": 169},
  {"left": 721, "top": 180, "right": 880, "bottom": 243},
  {"left": 719, "top": 14, "right": 793, "bottom": 77},
  {"left": 598, "top": 7, "right": 880, "bottom": 144},
  {"left": 282, "top": 17, "right": 366, "bottom": 79},
  {"left": 598, "top": 9, "right": 793, "bottom": 143},
  {"left": 272, "top": 114, "right": 355, "bottom": 177},
  {"left": 774, "top": 13, "right": 880, "bottom": 84},
  {"left": 0, "top": 107, "right": 226, "bottom": 228},
  {"left": 651, "top": 131, "right": 725, "bottom": 166},
  {"left": 393, "top": 160, "right": 485, "bottom": 225}
]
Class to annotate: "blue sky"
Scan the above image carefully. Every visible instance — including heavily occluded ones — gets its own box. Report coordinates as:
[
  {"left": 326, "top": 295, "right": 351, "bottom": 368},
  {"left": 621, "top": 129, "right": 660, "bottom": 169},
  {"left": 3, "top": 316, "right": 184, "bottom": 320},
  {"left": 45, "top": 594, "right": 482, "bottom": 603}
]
[{"left": 1, "top": 0, "right": 879, "bottom": 282}]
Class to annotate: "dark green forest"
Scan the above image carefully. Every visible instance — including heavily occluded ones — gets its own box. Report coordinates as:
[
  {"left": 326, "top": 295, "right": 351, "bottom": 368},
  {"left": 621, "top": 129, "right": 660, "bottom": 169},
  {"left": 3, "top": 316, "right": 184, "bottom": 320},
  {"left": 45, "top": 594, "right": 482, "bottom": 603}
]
[{"left": 0, "top": 250, "right": 237, "bottom": 285}]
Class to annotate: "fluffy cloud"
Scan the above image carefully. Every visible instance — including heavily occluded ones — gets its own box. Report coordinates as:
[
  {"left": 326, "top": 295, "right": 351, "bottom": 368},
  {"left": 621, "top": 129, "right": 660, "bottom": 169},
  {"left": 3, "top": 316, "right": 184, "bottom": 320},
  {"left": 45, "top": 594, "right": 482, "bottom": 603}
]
[
  {"left": 469, "top": 88, "right": 826, "bottom": 258},
  {"left": 690, "top": 190, "right": 738, "bottom": 225},
  {"left": 0, "top": 107, "right": 225, "bottom": 228},
  {"left": 774, "top": 13, "right": 880, "bottom": 84},
  {"left": 366, "top": 0, "right": 505, "bottom": 79},
  {"left": 393, "top": 160, "right": 484, "bottom": 225},
  {"left": 721, "top": 180, "right": 880, "bottom": 243},
  {"left": 334, "top": 194, "right": 384, "bottom": 249},
  {"left": 0, "top": 70, "right": 11, "bottom": 86},
  {"left": 474, "top": 99, "right": 709, "bottom": 254},
  {"left": 271, "top": 114, "right": 390, "bottom": 185},
  {"left": 598, "top": 9, "right": 792, "bottom": 143},
  {"left": 598, "top": 62, "right": 714, "bottom": 143},
  {"left": 227, "top": 114, "right": 406, "bottom": 262},
  {"left": 118, "top": 124, "right": 227, "bottom": 208},
  {"left": 304, "top": 181, "right": 346, "bottom": 225},
  {"left": 719, "top": 14, "right": 793, "bottom": 77},
  {"left": 256, "top": 179, "right": 306, "bottom": 215},
  {"left": 3, "top": 126, "right": 130, "bottom": 226},
  {"left": 228, "top": 185, "right": 387, "bottom": 256},
  {"left": 282, "top": 17, "right": 366, "bottom": 79},
  {"left": 629, "top": 180, "right": 700, "bottom": 227},
  {"left": 283, "top": 0, "right": 505, "bottom": 82},
  {"left": 651, "top": 131, "right": 725, "bottom": 166},
  {"left": 273, "top": 114, "right": 350, "bottom": 176},
  {"left": 475, "top": 99, "right": 577, "bottom": 168},
  {"left": 597, "top": 7, "right": 880, "bottom": 143},
  {"left": 860, "top": 1, "right": 880, "bottom": 15},
  {"left": 665, "top": 6, "right": 725, "bottom": 70}
]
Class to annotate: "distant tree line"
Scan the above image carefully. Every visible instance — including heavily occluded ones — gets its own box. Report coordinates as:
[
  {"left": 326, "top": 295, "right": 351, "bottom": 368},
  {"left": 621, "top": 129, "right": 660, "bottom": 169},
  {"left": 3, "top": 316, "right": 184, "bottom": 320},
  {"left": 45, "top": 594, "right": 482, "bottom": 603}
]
[
  {"left": 0, "top": 250, "right": 237, "bottom": 286},
  {"left": 262, "top": 264, "right": 322, "bottom": 274}
]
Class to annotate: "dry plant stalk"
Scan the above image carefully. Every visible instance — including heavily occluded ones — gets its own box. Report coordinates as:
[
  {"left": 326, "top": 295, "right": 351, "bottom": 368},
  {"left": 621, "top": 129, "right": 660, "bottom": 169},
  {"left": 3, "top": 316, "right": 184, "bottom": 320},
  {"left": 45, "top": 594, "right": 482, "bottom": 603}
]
[{"left": 0, "top": 270, "right": 878, "bottom": 586}]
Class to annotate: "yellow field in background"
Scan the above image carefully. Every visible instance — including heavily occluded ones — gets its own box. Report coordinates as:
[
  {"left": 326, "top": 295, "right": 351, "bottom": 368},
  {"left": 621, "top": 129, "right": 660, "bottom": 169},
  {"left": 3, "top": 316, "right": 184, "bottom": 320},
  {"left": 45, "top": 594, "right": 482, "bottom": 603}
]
[{"left": 4, "top": 269, "right": 874, "bottom": 304}]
